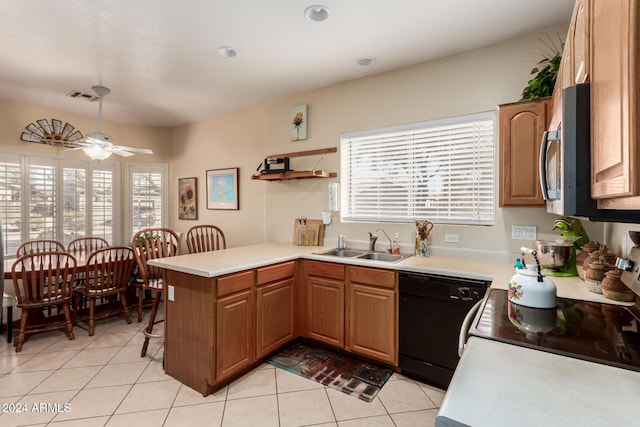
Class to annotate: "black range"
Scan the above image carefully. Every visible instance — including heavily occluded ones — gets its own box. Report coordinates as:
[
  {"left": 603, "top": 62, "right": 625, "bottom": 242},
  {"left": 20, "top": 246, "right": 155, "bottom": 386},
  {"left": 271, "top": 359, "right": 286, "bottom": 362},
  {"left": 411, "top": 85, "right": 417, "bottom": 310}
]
[{"left": 469, "top": 288, "right": 640, "bottom": 372}]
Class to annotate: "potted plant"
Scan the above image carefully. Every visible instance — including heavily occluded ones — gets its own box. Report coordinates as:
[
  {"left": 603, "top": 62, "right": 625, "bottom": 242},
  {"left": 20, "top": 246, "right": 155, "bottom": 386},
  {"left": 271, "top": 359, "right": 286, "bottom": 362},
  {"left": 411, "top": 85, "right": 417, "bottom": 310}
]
[{"left": 520, "top": 34, "right": 564, "bottom": 100}]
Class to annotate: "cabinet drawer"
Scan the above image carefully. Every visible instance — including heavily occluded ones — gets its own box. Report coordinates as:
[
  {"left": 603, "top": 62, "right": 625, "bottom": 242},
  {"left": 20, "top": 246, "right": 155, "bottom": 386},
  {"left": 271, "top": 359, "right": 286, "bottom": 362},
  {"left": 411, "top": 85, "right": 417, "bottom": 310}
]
[
  {"left": 306, "top": 260, "right": 345, "bottom": 280},
  {"left": 217, "top": 270, "right": 254, "bottom": 297},
  {"left": 348, "top": 266, "right": 396, "bottom": 289},
  {"left": 257, "top": 261, "right": 296, "bottom": 286}
]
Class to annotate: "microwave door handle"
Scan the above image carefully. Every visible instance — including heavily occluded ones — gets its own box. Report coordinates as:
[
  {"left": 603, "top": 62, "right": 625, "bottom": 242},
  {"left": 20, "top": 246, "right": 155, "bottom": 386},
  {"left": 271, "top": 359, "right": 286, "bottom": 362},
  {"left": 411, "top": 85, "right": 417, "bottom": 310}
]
[
  {"left": 539, "top": 130, "right": 551, "bottom": 201},
  {"left": 458, "top": 300, "right": 482, "bottom": 357}
]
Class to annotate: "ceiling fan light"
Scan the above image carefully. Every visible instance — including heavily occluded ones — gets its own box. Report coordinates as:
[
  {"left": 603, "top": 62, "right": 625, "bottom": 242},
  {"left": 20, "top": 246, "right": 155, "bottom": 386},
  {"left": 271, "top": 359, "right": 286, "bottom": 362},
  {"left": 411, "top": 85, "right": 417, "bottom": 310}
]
[{"left": 83, "top": 144, "right": 112, "bottom": 160}]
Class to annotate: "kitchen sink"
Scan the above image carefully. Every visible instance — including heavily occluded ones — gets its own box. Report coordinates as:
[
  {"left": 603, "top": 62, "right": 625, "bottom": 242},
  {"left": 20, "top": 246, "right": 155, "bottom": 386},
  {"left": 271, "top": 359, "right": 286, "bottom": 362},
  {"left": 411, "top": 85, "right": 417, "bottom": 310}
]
[
  {"left": 313, "top": 248, "right": 410, "bottom": 263},
  {"left": 357, "top": 252, "right": 405, "bottom": 262},
  {"left": 314, "top": 249, "right": 366, "bottom": 257}
]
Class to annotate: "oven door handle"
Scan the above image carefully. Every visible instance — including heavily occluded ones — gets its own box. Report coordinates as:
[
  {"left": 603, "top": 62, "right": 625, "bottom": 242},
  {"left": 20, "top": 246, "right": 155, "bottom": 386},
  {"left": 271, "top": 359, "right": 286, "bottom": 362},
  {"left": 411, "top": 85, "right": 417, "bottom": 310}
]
[{"left": 458, "top": 300, "right": 482, "bottom": 357}]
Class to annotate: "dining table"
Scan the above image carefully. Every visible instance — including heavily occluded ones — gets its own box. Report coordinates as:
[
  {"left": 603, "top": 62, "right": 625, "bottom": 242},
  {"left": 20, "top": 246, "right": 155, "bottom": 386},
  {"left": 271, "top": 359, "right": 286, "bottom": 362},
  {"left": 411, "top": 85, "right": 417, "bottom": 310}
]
[{"left": 3, "top": 252, "right": 90, "bottom": 279}]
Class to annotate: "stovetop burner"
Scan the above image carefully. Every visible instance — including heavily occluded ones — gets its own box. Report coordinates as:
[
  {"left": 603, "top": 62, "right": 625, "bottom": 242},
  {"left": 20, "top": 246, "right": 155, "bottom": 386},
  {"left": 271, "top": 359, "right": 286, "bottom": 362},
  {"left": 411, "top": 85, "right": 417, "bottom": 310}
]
[{"left": 469, "top": 288, "right": 640, "bottom": 371}]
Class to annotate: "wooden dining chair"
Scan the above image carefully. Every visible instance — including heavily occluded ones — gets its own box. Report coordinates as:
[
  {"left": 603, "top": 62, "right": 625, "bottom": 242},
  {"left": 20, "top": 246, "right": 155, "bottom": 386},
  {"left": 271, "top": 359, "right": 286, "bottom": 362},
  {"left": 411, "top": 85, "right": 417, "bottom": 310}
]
[
  {"left": 72, "top": 247, "right": 135, "bottom": 336},
  {"left": 67, "top": 237, "right": 109, "bottom": 256},
  {"left": 16, "top": 239, "right": 65, "bottom": 257},
  {"left": 11, "top": 251, "right": 77, "bottom": 352},
  {"left": 186, "top": 225, "right": 226, "bottom": 253},
  {"left": 131, "top": 228, "right": 181, "bottom": 356}
]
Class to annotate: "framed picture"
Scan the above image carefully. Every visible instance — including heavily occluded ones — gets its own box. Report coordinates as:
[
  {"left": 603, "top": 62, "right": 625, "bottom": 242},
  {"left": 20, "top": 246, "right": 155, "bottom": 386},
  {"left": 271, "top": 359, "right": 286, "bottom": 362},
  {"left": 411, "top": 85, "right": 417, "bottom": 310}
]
[
  {"left": 290, "top": 104, "right": 308, "bottom": 141},
  {"left": 206, "top": 167, "right": 239, "bottom": 210},
  {"left": 178, "top": 177, "right": 198, "bottom": 220}
]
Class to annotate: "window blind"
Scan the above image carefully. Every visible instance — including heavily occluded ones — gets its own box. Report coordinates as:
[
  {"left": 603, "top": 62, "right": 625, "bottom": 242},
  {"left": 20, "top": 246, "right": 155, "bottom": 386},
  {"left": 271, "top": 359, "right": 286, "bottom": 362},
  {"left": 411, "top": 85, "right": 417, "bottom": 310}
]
[
  {"left": 91, "top": 169, "right": 114, "bottom": 242},
  {"left": 0, "top": 157, "right": 21, "bottom": 256},
  {"left": 340, "top": 112, "right": 495, "bottom": 225},
  {"left": 0, "top": 153, "right": 119, "bottom": 255},
  {"left": 29, "top": 161, "right": 57, "bottom": 240}
]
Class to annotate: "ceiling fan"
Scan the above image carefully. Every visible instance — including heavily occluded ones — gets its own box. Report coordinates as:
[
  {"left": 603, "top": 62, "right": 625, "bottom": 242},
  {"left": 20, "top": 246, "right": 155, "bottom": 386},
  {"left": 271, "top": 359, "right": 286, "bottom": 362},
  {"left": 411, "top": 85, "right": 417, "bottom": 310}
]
[{"left": 77, "top": 85, "right": 154, "bottom": 160}]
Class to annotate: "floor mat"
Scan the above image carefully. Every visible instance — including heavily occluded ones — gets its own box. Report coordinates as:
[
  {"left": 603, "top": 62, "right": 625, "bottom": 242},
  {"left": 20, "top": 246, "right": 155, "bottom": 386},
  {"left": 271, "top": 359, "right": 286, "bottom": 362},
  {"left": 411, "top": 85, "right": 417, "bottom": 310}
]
[{"left": 268, "top": 342, "right": 393, "bottom": 402}]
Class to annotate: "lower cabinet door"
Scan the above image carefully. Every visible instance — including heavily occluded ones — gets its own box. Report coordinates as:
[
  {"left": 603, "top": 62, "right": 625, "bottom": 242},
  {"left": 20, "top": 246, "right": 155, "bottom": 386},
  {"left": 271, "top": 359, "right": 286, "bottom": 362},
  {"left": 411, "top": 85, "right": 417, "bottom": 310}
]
[
  {"left": 216, "top": 289, "right": 254, "bottom": 381},
  {"left": 347, "top": 284, "right": 396, "bottom": 364},
  {"left": 308, "top": 276, "right": 344, "bottom": 348},
  {"left": 256, "top": 278, "right": 294, "bottom": 357}
]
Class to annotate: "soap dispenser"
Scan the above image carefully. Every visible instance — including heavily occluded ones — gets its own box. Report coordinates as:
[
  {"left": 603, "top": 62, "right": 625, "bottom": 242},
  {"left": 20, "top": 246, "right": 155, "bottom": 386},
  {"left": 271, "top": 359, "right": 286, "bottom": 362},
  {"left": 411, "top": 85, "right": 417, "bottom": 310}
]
[{"left": 392, "top": 233, "right": 400, "bottom": 254}]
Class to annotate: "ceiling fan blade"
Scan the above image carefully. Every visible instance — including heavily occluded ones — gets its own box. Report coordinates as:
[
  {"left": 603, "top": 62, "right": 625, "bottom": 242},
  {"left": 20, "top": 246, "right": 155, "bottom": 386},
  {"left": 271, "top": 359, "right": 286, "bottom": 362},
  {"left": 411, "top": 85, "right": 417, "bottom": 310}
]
[
  {"left": 112, "top": 149, "right": 135, "bottom": 157},
  {"left": 112, "top": 144, "right": 154, "bottom": 155}
]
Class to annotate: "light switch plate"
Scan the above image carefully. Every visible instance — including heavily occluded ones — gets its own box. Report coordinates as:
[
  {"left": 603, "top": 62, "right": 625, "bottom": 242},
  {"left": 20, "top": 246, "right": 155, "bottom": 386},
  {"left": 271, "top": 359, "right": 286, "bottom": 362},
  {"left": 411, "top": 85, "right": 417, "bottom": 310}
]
[
  {"left": 168, "top": 285, "right": 175, "bottom": 302},
  {"left": 512, "top": 225, "right": 537, "bottom": 241}
]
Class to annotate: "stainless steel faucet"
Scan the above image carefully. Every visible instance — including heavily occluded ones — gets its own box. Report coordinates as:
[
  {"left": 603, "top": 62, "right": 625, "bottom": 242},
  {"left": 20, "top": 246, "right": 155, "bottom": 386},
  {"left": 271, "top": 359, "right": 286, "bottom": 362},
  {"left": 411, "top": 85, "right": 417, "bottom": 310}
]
[
  {"left": 376, "top": 228, "right": 393, "bottom": 253},
  {"left": 368, "top": 229, "right": 392, "bottom": 253},
  {"left": 368, "top": 232, "right": 378, "bottom": 251}
]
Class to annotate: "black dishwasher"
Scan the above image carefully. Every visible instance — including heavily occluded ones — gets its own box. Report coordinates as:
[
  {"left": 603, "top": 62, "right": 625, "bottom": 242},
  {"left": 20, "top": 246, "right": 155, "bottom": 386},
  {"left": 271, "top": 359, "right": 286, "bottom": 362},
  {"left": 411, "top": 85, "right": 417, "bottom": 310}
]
[{"left": 399, "top": 271, "right": 486, "bottom": 389}]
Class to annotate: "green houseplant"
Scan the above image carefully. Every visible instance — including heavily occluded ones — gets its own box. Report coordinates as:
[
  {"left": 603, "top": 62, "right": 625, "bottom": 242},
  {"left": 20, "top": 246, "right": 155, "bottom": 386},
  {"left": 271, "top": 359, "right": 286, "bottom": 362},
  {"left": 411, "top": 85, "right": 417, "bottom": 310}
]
[{"left": 520, "top": 51, "right": 561, "bottom": 100}]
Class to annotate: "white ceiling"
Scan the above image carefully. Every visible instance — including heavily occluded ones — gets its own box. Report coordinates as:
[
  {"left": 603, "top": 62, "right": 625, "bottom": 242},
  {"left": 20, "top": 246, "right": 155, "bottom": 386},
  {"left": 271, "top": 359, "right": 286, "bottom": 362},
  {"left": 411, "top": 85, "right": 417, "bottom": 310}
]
[{"left": 0, "top": 0, "right": 574, "bottom": 127}]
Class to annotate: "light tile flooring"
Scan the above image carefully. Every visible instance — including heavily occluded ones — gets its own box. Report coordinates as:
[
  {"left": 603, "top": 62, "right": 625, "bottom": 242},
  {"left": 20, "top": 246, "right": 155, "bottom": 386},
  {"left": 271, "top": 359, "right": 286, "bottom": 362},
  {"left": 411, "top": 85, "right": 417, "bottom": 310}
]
[{"left": 0, "top": 311, "right": 445, "bottom": 426}]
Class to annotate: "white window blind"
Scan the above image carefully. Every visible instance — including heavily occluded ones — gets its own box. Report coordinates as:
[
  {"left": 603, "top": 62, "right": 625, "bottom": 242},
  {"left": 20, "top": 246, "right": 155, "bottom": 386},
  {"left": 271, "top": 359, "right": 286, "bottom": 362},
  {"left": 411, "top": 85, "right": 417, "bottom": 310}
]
[
  {"left": 340, "top": 112, "right": 495, "bottom": 225},
  {"left": 91, "top": 169, "right": 114, "bottom": 243},
  {"left": 126, "top": 164, "right": 168, "bottom": 236},
  {"left": 29, "top": 160, "right": 57, "bottom": 240},
  {"left": 0, "top": 153, "right": 119, "bottom": 257}
]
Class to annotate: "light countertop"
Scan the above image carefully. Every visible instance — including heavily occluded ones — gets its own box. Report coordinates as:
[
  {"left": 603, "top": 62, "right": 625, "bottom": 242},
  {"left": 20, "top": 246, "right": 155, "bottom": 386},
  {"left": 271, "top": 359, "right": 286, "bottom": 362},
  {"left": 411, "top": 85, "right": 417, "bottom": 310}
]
[
  {"left": 147, "top": 242, "right": 632, "bottom": 306},
  {"left": 436, "top": 337, "right": 640, "bottom": 427}
]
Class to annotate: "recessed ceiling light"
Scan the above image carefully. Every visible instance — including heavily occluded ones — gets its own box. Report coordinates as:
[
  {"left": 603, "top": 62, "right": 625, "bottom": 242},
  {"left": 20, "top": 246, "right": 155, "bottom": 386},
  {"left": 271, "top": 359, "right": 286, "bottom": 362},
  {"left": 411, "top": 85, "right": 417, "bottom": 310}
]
[
  {"left": 305, "top": 5, "right": 330, "bottom": 22},
  {"left": 218, "top": 46, "right": 239, "bottom": 58},
  {"left": 357, "top": 57, "right": 376, "bottom": 67}
]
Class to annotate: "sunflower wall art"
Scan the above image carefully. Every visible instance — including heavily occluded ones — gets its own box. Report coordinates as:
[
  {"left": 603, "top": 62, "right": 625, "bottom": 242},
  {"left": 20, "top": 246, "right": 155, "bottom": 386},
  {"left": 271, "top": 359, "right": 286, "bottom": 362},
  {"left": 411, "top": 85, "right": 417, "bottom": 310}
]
[
  {"left": 178, "top": 177, "right": 198, "bottom": 220},
  {"left": 290, "top": 104, "right": 308, "bottom": 141}
]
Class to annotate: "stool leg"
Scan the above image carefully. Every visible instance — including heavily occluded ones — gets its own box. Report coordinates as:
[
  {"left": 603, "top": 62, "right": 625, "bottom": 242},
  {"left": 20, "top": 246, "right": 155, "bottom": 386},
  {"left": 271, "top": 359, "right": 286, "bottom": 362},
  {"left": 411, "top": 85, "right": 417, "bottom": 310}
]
[{"left": 141, "top": 290, "right": 162, "bottom": 357}]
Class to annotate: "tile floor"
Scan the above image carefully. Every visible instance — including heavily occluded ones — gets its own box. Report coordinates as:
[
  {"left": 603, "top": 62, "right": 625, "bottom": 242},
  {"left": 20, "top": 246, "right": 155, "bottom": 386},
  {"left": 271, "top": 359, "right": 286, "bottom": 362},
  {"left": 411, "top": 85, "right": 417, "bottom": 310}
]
[{"left": 0, "top": 310, "right": 445, "bottom": 426}]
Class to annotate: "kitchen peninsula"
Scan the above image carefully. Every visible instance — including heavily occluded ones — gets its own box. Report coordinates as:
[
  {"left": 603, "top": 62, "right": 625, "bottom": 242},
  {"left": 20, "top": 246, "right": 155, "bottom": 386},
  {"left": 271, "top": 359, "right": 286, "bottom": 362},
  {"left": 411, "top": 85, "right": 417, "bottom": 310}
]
[{"left": 148, "top": 242, "right": 637, "bottom": 413}]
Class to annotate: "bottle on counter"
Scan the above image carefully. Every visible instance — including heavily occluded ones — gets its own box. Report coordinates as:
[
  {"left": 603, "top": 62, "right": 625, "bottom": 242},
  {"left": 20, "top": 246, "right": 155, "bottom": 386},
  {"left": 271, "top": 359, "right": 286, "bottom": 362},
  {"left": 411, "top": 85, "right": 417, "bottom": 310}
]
[{"left": 392, "top": 233, "right": 400, "bottom": 254}]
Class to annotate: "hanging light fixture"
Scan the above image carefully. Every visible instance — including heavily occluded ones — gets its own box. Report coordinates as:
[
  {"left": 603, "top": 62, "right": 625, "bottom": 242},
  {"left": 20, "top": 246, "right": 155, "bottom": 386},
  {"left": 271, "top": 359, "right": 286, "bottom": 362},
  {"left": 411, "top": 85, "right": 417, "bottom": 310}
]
[{"left": 83, "top": 140, "right": 112, "bottom": 160}]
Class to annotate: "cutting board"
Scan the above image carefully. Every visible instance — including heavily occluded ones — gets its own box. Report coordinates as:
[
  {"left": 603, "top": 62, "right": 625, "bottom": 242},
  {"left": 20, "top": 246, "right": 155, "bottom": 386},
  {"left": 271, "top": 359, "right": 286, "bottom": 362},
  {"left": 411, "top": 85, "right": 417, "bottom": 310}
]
[{"left": 293, "top": 219, "right": 325, "bottom": 246}]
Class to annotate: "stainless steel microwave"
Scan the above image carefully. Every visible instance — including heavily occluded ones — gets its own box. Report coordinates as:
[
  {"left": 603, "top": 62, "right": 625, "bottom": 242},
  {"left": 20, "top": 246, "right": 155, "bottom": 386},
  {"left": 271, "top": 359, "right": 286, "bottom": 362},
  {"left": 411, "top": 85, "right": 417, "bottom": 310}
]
[{"left": 539, "top": 83, "right": 640, "bottom": 223}]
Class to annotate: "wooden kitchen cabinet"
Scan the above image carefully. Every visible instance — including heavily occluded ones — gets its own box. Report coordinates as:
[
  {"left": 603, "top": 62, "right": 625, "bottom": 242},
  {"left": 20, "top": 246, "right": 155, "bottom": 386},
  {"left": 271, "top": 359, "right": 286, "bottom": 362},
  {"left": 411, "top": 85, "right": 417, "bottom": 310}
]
[
  {"left": 216, "top": 271, "right": 255, "bottom": 382},
  {"left": 498, "top": 97, "right": 551, "bottom": 206},
  {"left": 306, "top": 261, "right": 345, "bottom": 348},
  {"left": 346, "top": 266, "right": 397, "bottom": 365},
  {"left": 569, "top": 0, "right": 589, "bottom": 85},
  {"left": 256, "top": 261, "right": 295, "bottom": 358},
  {"left": 590, "top": 0, "right": 640, "bottom": 207}
]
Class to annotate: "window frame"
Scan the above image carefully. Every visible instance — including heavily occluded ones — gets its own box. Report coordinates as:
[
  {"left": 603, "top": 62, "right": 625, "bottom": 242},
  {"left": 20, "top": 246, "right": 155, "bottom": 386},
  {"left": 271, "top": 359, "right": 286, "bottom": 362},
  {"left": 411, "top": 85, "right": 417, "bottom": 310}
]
[
  {"left": 339, "top": 111, "right": 496, "bottom": 225},
  {"left": 124, "top": 163, "right": 169, "bottom": 239}
]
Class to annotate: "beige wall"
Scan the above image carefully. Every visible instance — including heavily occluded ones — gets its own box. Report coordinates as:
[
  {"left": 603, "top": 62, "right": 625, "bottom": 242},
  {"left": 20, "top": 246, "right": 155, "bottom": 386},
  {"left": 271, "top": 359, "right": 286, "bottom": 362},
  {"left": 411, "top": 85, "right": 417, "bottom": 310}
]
[
  {"left": 1, "top": 25, "right": 612, "bottom": 260},
  {"left": 170, "top": 25, "right": 604, "bottom": 261}
]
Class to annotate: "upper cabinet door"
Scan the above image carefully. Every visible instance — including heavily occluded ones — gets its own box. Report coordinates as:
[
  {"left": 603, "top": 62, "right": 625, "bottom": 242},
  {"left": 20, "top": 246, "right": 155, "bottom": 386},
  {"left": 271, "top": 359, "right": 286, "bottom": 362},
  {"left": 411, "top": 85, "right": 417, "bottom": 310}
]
[
  {"left": 498, "top": 98, "right": 551, "bottom": 207},
  {"left": 571, "top": 0, "right": 590, "bottom": 84},
  {"left": 590, "top": 0, "right": 640, "bottom": 206}
]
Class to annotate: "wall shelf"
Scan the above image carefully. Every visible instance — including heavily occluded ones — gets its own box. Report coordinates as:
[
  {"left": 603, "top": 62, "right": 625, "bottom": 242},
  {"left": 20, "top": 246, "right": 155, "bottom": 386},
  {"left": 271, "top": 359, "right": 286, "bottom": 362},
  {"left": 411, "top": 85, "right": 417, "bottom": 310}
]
[
  {"left": 252, "top": 170, "right": 337, "bottom": 181},
  {"left": 252, "top": 147, "right": 337, "bottom": 181}
]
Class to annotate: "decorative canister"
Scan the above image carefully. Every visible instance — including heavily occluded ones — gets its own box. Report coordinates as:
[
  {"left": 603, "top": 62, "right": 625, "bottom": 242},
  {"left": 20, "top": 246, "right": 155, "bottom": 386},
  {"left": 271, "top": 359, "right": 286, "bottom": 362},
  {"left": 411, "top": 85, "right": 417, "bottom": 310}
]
[
  {"left": 576, "top": 241, "right": 600, "bottom": 280},
  {"left": 602, "top": 268, "right": 636, "bottom": 302},
  {"left": 582, "top": 245, "right": 616, "bottom": 281},
  {"left": 585, "top": 256, "right": 614, "bottom": 294}
]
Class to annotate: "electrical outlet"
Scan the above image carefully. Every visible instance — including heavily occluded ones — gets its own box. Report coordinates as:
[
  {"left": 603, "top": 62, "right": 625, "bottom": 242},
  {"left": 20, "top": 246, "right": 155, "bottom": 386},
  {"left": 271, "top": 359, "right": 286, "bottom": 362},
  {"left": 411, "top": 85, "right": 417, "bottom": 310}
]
[
  {"left": 512, "top": 226, "right": 537, "bottom": 241},
  {"left": 445, "top": 234, "right": 459, "bottom": 243}
]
